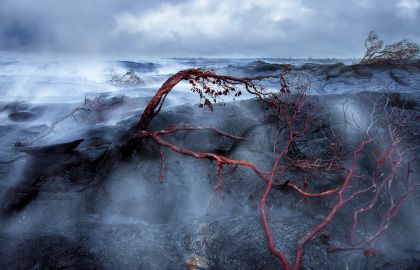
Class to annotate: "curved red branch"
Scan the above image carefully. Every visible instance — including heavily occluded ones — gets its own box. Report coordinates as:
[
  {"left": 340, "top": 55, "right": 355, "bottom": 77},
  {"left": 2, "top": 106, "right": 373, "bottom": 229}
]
[
  {"left": 136, "top": 68, "right": 282, "bottom": 130},
  {"left": 121, "top": 67, "right": 416, "bottom": 269}
]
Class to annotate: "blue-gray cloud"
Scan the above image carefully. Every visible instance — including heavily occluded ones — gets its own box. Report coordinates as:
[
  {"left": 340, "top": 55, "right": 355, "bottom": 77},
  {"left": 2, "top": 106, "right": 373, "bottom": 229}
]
[{"left": 0, "top": 0, "right": 419, "bottom": 58}]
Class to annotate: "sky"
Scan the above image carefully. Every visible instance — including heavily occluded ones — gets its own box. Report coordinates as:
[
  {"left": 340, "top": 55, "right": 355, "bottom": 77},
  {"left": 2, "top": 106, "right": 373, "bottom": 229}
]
[{"left": 0, "top": 0, "right": 419, "bottom": 58}]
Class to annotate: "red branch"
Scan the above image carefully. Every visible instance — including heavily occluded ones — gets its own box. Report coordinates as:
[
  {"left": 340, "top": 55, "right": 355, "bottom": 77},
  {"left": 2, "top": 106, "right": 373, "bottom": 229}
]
[
  {"left": 360, "top": 31, "right": 419, "bottom": 64},
  {"left": 122, "top": 67, "right": 417, "bottom": 270},
  {"left": 136, "top": 68, "right": 282, "bottom": 130},
  {"left": 292, "top": 134, "right": 373, "bottom": 269}
]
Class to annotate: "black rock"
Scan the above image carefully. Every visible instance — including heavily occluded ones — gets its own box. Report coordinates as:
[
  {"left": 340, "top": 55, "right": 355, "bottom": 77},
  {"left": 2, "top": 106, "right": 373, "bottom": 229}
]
[
  {"left": 118, "top": 61, "right": 158, "bottom": 72},
  {"left": 8, "top": 111, "right": 37, "bottom": 122},
  {"left": 18, "top": 139, "right": 84, "bottom": 155}
]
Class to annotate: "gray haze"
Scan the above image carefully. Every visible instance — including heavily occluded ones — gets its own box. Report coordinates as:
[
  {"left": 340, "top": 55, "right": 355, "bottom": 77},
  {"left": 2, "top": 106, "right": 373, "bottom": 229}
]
[{"left": 0, "top": 0, "right": 419, "bottom": 58}]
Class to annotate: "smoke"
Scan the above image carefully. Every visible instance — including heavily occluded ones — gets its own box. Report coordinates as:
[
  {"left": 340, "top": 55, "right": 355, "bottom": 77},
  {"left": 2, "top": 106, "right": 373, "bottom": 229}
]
[{"left": 0, "top": 55, "right": 419, "bottom": 268}]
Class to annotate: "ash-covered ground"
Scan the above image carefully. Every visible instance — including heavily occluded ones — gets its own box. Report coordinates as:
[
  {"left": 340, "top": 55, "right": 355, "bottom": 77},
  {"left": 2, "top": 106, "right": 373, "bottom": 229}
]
[{"left": 0, "top": 57, "right": 419, "bottom": 269}]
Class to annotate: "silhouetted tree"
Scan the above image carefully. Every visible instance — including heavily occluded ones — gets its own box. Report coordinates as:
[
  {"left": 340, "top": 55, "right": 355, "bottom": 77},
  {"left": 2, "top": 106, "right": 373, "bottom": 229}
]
[{"left": 360, "top": 31, "right": 419, "bottom": 64}]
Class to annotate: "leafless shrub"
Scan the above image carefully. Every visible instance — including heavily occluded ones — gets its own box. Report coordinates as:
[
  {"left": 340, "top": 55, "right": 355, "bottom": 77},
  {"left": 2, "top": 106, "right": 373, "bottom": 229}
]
[
  {"left": 360, "top": 31, "right": 419, "bottom": 64},
  {"left": 109, "top": 70, "right": 145, "bottom": 86}
]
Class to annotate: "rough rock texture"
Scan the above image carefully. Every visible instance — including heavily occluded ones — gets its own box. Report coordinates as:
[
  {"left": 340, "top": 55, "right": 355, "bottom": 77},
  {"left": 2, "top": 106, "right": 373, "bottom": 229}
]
[{"left": 1, "top": 63, "right": 420, "bottom": 269}]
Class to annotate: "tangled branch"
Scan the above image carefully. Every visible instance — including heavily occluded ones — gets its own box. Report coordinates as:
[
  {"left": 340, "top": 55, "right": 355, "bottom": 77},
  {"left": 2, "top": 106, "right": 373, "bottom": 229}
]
[{"left": 360, "top": 31, "right": 419, "bottom": 64}]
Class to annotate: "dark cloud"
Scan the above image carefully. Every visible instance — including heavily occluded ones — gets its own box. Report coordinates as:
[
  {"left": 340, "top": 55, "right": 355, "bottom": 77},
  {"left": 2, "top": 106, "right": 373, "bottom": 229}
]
[{"left": 0, "top": 0, "right": 419, "bottom": 58}]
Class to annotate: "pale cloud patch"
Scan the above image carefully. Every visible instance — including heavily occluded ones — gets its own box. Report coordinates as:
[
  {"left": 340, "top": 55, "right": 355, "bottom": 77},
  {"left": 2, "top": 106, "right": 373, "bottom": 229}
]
[
  {"left": 1, "top": 0, "right": 419, "bottom": 57},
  {"left": 397, "top": 0, "right": 420, "bottom": 18},
  {"left": 114, "top": 0, "right": 310, "bottom": 41}
]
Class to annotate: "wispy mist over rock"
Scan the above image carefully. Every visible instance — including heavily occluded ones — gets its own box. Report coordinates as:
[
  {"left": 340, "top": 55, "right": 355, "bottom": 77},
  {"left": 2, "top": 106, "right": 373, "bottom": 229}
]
[
  {"left": 0, "top": 1, "right": 419, "bottom": 267},
  {"left": 0, "top": 57, "right": 419, "bottom": 269}
]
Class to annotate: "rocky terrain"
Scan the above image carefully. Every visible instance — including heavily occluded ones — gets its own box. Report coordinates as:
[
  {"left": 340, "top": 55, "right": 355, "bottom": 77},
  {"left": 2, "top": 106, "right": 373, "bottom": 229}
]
[{"left": 0, "top": 60, "right": 419, "bottom": 269}]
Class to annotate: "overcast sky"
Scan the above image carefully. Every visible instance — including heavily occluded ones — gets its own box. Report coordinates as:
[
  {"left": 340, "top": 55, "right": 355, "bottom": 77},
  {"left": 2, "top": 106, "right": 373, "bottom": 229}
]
[{"left": 0, "top": 0, "right": 419, "bottom": 58}]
